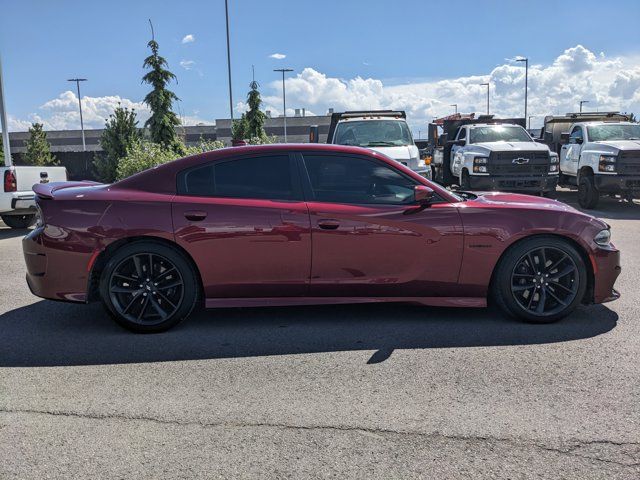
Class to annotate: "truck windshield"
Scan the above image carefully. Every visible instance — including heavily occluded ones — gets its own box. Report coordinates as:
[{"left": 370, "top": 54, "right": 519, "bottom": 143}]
[
  {"left": 587, "top": 124, "right": 640, "bottom": 142},
  {"left": 469, "top": 126, "right": 532, "bottom": 144},
  {"left": 334, "top": 120, "right": 413, "bottom": 147}
]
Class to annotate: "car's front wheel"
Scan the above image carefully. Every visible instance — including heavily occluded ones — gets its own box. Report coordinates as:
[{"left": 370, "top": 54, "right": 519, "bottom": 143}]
[
  {"left": 99, "top": 242, "right": 200, "bottom": 333},
  {"left": 492, "top": 237, "right": 588, "bottom": 323}
]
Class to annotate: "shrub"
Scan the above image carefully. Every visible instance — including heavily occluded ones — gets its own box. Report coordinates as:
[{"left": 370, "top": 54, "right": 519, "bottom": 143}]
[{"left": 116, "top": 139, "right": 224, "bottom": 180}]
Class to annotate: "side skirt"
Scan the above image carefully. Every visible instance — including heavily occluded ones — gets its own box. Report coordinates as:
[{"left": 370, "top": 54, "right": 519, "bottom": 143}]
[{"left": 205, "top": 296, "right": 486, "bottom": 309}]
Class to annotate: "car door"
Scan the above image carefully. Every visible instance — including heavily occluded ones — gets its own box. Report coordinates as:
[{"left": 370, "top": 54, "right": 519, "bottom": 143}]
[
  {"left": 172, "top": 152, "right": 311, "bottom": 299},
  {"left": 561, "top": 126, "right": 583, "bottom": 175},
  {"left": 298, "top": 152, "right": 464, "bottom": 298}
]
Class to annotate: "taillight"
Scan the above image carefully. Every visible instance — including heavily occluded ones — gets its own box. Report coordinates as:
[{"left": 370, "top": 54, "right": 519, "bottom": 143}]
[{"left": 4, "top": 169, "right": 17, "bottom": 192}]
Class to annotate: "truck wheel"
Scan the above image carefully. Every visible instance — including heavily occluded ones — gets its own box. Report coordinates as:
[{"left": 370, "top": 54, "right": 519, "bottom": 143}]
[
  {"left": 460, "top": 170, "right": 471, "bottom": 190},
  {"left": 1, "top": 214, "right": 36, "bottom": 229},
  {"left": 578, "top": 174, "right": 599, "bottom": 209}
]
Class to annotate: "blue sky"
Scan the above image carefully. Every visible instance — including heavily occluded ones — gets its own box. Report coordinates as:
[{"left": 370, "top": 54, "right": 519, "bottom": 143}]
[{"left": 1, "top": 0, "right": 640, "bottom": 131}]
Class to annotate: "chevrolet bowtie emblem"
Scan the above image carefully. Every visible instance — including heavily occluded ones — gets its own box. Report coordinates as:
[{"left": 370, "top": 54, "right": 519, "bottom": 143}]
[{"left": 512, "top": 157, "right": 530, "bottom": 165}]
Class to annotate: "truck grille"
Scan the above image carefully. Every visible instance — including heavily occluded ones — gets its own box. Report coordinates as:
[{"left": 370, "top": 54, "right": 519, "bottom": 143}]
[
  {"left": 488, "top": 151, "right": 550, "bottom": 176},
  {"left": 617, "top": 151, "right": 640, "bottom": 175}
]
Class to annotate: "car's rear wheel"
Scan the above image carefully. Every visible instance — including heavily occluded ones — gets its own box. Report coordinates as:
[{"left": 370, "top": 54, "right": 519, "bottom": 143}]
[
  {"left": 492, "top": 237, "right": 587, "bottom": 323},
  {"left": 99, "top": 242, "right": 200, "bottom": 333},
  {"left": 1, "top": 214, "right": 36, "bottom": 229}
]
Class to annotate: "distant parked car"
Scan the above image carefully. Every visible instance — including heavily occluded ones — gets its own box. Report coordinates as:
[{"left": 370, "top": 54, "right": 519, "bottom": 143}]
[{"left": 24, "top": 144, "right": 620, "bottom": 332}]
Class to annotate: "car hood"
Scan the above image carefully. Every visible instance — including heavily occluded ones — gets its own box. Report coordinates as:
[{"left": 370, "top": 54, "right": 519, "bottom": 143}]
[
  {"left": 366, "top": 145, "right": 418, "bottom": 161},
  {"left": 471, "top": 141, "right": 550, "bottom": 153},
  {"left": 592, "top": 140, "right": 640, "bottom": 151},
  {"left": 467, "top": 191, "right": 587, "bottom": 214}
]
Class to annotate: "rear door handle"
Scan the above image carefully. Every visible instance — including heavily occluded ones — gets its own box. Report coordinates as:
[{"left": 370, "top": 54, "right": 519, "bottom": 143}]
[
  {"left": 184, "top": 210, "right": 207, "bottom": 221},
  {"left": 318, "top": 219, "right": 340, "bottom": 230}
]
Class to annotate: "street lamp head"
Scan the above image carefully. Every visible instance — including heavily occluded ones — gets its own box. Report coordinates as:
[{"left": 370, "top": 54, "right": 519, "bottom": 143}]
[
  {"left": 273, "top": 68, "right": 293, "bottom": 73},
  {"left": 480, "top": 82, "right": 489, "bottom": 86},
  {"left": 67, "top": 78, "right": 87, "bottom": 82},
  {"left": 515, "top": 57, "right": 528, "bottom": 63}
]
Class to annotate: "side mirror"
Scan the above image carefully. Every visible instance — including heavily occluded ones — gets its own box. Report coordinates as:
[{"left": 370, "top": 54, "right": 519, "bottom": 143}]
[
  {"left": 414, "top": 185, "right": 434, "bottom": 205},
  {"left": 575, "top": 137, "right": 584, "bottom": 145},
  {"left": 560, "top": 132, "right": 570, "bottom": 144}
]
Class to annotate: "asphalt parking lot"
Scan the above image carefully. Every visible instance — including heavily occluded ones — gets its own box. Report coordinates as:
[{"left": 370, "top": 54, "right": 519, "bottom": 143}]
[{"left": 0, "top": 190, "right": 639, "bottom": 479}]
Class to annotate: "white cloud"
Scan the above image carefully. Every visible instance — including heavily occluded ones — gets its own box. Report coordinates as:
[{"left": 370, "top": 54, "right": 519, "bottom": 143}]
[
  {"left": 269, "top": 53, "right": 286, "bottom": 60},
  {"left": 181, "top": 34, "right": 195, "bottom": 44},
  {"left": 262, "top": 45, "right": 640, "bottom": 129},
  {"left": 180, "top": 59, "right": 196, "bottom": 70}
]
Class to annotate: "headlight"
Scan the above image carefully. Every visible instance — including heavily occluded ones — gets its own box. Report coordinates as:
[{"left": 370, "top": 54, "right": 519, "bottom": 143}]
[
  {"left": 550, "top": 154, "right": 559, "bottom": 164},
  {"left": 473, "top": 165, "right": 488, "bottom": 173},
  {"left": 599, "top": 155, "right": 616, "bottom": 173},
  {"left": 473, "top": 157, "right": 488, "bottom": 164},
  {"left": 594, "top": 229, "right": 611, "bottom": 246},
  {"left": 35, "top": 204, "right": 44, "bottom": 228},
  {"left": 549, "top": 164, "right": 559, "bottom": 173}
]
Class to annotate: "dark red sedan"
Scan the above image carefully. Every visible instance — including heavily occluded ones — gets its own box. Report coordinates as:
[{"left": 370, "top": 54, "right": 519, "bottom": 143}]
[{"left": 23, "top": 144, "right": 620, "bottom": 332}]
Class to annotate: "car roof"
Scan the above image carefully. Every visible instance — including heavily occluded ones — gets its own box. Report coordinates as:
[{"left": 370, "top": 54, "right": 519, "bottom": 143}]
[
  {"left": 574, "top": 121, "right": 636, "bottom": 126},
  {"left": 113, "top": 143, "right": 458, "bottom": 202}
]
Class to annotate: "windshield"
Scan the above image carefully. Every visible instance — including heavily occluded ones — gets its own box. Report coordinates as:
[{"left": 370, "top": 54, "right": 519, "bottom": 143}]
[
  {"left": 469, "top": 126, "right": 532, "bottom": 144},
  {"left": 334, "top": 120, "right": 413, "bottom": 147},
  {"left": 587, "top": 124, "right": 640, "bottom": 142}
]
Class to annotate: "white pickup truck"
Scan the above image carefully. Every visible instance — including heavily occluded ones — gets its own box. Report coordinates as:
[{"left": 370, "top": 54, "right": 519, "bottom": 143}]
[
  {"left": 448, "top": 122, "right": 559, "bottom": 193},
  {"left": 1, "top": 165, "right": 67, "bottom": 228},
  {"left": 559, "top": 121, "right": 640, "bottom": 208},
  {"left": 318, "top": 110, "right": 432, "bottom": 179}
]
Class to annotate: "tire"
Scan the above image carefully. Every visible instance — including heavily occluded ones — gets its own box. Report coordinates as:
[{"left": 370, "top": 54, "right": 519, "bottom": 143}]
[
  {"left": 99, "top": 241, "right": 200, "bottom": 333},
  {"left": 1, "top": 214, "right": 36, "bottom": 229},
  {"left": 578, "top": 173, "right": 599, "bottom": 209},
  {"left": 492, "top": 236, "right": 587, "bottom": 324},
  {"left": 460, "top": 170, "right": 471, "bottom": 190}
]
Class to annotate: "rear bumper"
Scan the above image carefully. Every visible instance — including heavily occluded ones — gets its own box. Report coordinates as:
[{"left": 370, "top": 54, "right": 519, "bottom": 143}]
[
  {"left": 0, "top": 192, "right": 36, "bottom": 215},
  {"left": 591, "top": 247, "right": 621, "bottom": 304},
  {"left": 22, "top": 226, "right": 91, "bottom": 303},
  {"left": 594, "top": 175, "right": 640, "bottom": 193},
  {"left": 468, "top": 175, "right": 558, "bottom": 192}
]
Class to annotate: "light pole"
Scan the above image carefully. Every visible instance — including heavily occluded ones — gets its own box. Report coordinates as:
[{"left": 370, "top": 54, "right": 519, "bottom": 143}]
[
  {"left": 224, "top": 0, "right": 234, "bottom": 121},
  {"left": 480, "top": 82, "right": 490, "bottom": 115},
  {"left": 274, "top": 68, "right": 293, "bottom": 142},
  {"left": 0, "top": 54, "right": 12, "bottom": 166},
  {"left": 67, "top": 78, "right": 87, "bottom": 151},
  {"left": 450, "top": 104, "right": 458, "bottom": 114},
  {"left": 516, "top": 57, "right": 528, "bottom": 121},
  {"left": 579, "top": 100, "right": 589, "bottom": 113}
]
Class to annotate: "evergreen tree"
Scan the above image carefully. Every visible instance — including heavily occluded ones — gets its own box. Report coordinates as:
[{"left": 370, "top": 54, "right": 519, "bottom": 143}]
[
  {"left": 245, "top": 79, "right": 267, "bottom": 139},
  {"left": 95, "top": 105, "right": 141, "bottom": 182},
  {"left": 231, "top": 113, "right": 249, "bottom": 141},
  {"left": 142, "top": 23, "right": 181, "bottom": 149},
  {"left": 24, "top": 123, "right": 56, "bottom": 166}
]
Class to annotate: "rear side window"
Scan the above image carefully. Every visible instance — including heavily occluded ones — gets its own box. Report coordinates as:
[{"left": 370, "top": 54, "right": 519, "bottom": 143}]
[
  {"left": 302, "top": 154, "right": 416, "bottom": 205},
  {"left": 178, "top": 155, "right": 294, "bottom": 200}
]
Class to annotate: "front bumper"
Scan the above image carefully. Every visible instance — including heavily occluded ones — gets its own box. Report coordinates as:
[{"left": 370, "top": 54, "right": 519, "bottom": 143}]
[
  {"left": 23, "top": 226, "right": 92, "bottom": 303},
  {"left": 468, "top": 174, "right": 558, "bottom": 192},
  {"left": 594, "top": 175, "right": 640, "bottom": 193},
  {"left": 591, "top": 247, "right": 621, "bottom": 304}
]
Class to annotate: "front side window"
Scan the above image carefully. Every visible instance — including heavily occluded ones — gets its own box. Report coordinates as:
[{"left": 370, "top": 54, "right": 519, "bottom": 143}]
[
  {"left": 334, "top": 120, "right": 413, "bottom": 147},
  {"left": 587, "top": 124, "right": 640, "bottom": 142},
  {"left": 303, "top": 154, "right": 416, "bottom": 205},
  {"left": 569, "top": 126, "right": 583, "bottom": 144},
  {"left": 469, "top": 125, "right": 532, "bottom": 144},
  {"left": 178, "top": 155, "right": 294, "bottom": 200},
  {"left": 457, "top": 128, "right": 466, "bottom": 141}
]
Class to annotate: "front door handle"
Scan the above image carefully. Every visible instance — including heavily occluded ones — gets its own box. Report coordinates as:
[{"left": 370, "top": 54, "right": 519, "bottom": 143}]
[
  {"left": 184, "top": 210, "right": 207, "bottom": 221},
  {"left": 318, "top": 219, "right": 340, "bottom": 230}
]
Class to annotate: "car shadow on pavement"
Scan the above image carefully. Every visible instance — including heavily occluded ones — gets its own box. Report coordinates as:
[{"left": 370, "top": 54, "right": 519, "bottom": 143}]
[
  {"left": 0, "top": 226, "right": 30, "bottom": 240},
  {"left": 0, "top": 300, "right": 618, "bottom": 367}
]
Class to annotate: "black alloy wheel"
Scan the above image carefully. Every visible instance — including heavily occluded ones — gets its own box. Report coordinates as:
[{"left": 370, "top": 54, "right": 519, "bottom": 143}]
[
  {"left": 493, "top": 237, "right": 588, "bottom": 323},
  {"left": 510, "top": 247, "right": 579, "bottom": 317},
  {"left": 100, "top": 242, "right": 199, "bottom": 332}
]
